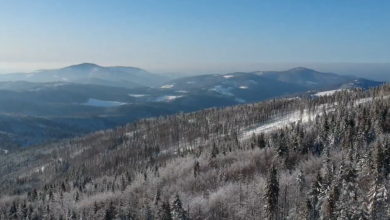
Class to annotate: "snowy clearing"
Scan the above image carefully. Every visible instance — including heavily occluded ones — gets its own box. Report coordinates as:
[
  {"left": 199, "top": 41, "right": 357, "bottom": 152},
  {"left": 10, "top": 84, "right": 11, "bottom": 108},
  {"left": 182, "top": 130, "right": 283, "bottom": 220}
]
[
  {"left": 209, "top": 85, "right": 234, "bottom": 96},
  {"left": 82, "top": 99, "right": 126, "bottom": 107},
  {"left": 239, "top": 86, "right": 248, "bottom": 89},
  {"left": 223, "top": 75, "right": 234, "bottom": 78},
  {"left": 235, "top": 98, "right": 246, "bottom": 103},
  {"left": 239, "top": 95, "right": 389, "bottom": 140},
  {"left": 161, "top": 84, "right": 174, "bottom": 89},
  {"left": 314, "top": 89, "right": 343, "bottom": 97},
  {"left": 128, "top": 94, "right": 148, "bottom": 97},
  {"left": 175, "top": 90, "right": 188, "bottom": 93},
  {"left": 155, "top": 95, "right": 183, "bottom": 102}
]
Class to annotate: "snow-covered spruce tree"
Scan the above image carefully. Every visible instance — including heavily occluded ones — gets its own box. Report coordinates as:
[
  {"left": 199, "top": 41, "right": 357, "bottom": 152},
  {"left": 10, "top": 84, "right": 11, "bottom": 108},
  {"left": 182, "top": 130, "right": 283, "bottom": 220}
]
[
  {"left": 211, "top": 142, "right": 219, "bottom": 159},
  {"left": 366, "top": 144, "right": 389, "bottom": 220},
  {"left": 171, "top": 194, "right": 188, "bottom": 220},
  {"left": 142, "top": 203, "right": 154, "bottom": 220},
  {"left": 158, "top": 200, "right": 172, "bottom": 220},
  {"left": 367, "top": 172, "right": 388, "bottom": 220},
  {"left": 102, "top": 201, "right": 116, "bottom": 220},
  {"left": 308, "top": 172, "right": 322, "bottom": 220},
  {"left": 264, "top": 165, "right": 279, "bottom": 220},
  {"left": 193, "top": 161, "right": 200, "bottom": 178},
  {"left": 336, "top": 161, "right": 360, "bottom": 219},
  {"left": 257, "top": 133, "right": 267, "bottom": 149},
  {"left": 154, "top": 189, "right": 161, "bottom": 206}
]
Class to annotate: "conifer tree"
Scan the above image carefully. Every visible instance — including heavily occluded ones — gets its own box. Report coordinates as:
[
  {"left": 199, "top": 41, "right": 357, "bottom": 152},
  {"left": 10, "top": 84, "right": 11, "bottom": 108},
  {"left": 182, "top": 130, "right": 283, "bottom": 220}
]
[
  {"left": 154, "top": 189, "right": 161, "bottom": 206},
  {"left": 158, "top": 200, "right": 172, "bottom": 220},
  {"left": 172, "top": 194, "right": 188, "bottom": 220},
  {"left": 264, "top": 166, "right": 279, "bottom": 220}
]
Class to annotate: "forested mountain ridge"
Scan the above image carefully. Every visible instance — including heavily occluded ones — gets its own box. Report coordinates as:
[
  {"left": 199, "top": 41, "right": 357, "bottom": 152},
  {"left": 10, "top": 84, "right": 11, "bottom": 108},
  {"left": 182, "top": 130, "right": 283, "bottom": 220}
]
[{"left": 1, "top": 84, "right": 390, "bottom": 219}]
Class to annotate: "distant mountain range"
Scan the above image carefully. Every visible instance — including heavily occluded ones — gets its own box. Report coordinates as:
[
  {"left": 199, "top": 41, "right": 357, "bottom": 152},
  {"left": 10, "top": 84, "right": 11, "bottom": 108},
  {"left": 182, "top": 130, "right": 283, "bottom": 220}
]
[
  {"left": 0, "top": 64, "right": 385, "bottom": 148},
  {"left": 255, "top": 67, "right": 356, "bottom": 88},
  {"left": 0, "top": 63, "right": 171, "bottom": 87}
]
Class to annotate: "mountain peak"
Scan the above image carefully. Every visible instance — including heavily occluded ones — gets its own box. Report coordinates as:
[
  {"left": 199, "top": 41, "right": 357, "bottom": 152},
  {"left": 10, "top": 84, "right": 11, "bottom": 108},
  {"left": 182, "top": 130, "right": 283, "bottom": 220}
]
[
  {"left": 288, "top": 67, "right": 315, "bottom": 72},
  {"left": 67, "top": 63, "right": 101, "bottom": 69}
]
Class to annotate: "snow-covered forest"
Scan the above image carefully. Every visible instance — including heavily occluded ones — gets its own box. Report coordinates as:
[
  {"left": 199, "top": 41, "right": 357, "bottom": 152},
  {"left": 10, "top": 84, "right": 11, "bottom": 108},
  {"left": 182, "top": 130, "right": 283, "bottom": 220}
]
[{"left": 1, "top": 84, "right": 390, "bottom": 219}]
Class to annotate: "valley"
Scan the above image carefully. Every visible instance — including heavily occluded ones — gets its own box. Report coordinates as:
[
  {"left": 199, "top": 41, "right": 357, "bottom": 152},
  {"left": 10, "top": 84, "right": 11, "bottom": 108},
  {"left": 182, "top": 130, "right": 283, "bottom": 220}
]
[{"left": 0, "top": 64, "right": 384, "bottom": 148}]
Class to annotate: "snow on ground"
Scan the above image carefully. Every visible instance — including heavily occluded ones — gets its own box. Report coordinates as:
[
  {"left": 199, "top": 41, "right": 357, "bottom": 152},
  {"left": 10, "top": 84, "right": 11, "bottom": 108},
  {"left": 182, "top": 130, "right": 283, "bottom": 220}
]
[
  {"left": 128, "top": 94, "right": 148, "bottom": 97},
  {"left": 240, "top": 95, "right": 389, "bottom": 140},
  {"left": 235, "top": 98, "right": 246, "bottom": 103},
  {"left": 306, "top": 81, "right": 318, "bottom": 84},
  {"left": 0, "top": 149, "right": 8, "bottom": 154},
  {"left": 35, "top": 164, "right": 48, "bottom": 173},
  {"left": 239, "top": 110, "right": 312, "bottom": 139},
  {"left": 239, "top": 86, "right": 248, "bottom": 89},
  {"left": 161, "top": 84, "right": 174, "bottom": 89},
  {"left": 175, "top": 90, "right": 188, "bottom": 93},
  {"left": 155, "top": 95, "right": 183, "bottom": 102},
  {"left": 209, "top": 85, "right": 234, "bottom": 96},
  {"left": 314, "top": 89, "right": 343, "bottom": 97},
  {"left": 223, "top": 75, "right": 234, "bottom": 78},
  {"left": 82, "top": 98, "right": 126, "bottom": 107},
  {"left": 29, "top": 83, "right": 69, "bottom": 92}
]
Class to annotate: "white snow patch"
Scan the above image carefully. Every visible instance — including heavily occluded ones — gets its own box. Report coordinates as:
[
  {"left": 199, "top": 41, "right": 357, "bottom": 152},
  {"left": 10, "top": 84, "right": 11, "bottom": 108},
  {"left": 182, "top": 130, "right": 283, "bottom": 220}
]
[
  {"left": 235, "top": 98, "right": 246, "bottom": 103},
  {"left": 161, "top": 84, "right": 174, "bottom": 89},
  {"left": 209, "top": 85, "right": 234, "bottom": 96},
  {"left": 36, "top": 165, "right": 48, "bottom": 173},
  {"left": 186, "top": 82, "right": 195, "bottom": 84},
  {"left": 223, "top": 75, "right": 234, "bottom": 78},
  {"left": 82, "top": 99, "right": 126, "bottom": 107},
  {"left": 0, "top": 149, "right": 8, "bottom": 154},
  {"left": 314, "top": 89, "right": 343, "bottom": 97},
  {"left": 239, "top": 86, "right": 248, "bottom": 89},
  {"left": 176, "top": 90, "right": 188, "bottom": 93},
  {"left": 306, "top": 81, "right": 318, "bottom": 84},
  {"left": 128, "top": 94, "right": 148, "bottom": 97},
  {"left": 240, "top": 95, "right": 390, "bottom": 140},
  {"left": 155, "top": 95, "right": 183, "bottom": 102}
]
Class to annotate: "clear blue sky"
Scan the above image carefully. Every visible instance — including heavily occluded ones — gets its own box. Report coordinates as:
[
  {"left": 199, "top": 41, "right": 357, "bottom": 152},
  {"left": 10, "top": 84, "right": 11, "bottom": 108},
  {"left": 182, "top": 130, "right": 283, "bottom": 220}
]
[{"left": 0, "top": 0, "right": 389, "bottom": 74}]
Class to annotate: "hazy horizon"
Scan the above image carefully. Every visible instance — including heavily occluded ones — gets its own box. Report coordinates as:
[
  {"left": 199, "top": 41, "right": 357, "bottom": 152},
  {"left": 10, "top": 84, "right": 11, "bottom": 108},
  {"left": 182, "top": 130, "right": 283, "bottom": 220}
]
[
  {"left": 1, "top": 0, "right": 389, "bottom": 77},
  {"left": 1, "top": 62, "right": 390, "bottom": 82}
]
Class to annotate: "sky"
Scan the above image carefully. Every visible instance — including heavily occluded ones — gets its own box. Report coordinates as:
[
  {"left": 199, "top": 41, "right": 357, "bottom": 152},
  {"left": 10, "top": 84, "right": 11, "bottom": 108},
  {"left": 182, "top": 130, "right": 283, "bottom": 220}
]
[{"left": 0, "top": 0, "right": 389, "bottom": 74}]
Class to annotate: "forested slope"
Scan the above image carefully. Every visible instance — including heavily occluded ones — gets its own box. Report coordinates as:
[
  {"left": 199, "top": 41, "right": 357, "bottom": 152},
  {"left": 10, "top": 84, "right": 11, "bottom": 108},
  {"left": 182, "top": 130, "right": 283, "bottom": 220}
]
[{"left": 1, "top": 85, "right": 390, "bottom": 219}]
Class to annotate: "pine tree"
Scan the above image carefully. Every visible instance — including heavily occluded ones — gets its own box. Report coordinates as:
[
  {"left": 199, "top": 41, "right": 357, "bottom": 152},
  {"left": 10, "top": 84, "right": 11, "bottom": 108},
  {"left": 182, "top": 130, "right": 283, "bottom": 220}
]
[
  {"left": 193, "top": 161, "right": 200, "bottom": 178},
  {"left": 257, "top": 133, "right": 266, "bottom": 149},
  {"left": 8, "top": 201, "right": 17, "bottom": 219},
  {"left": 308, "top": 172, "right": 322, "bottom": 220},
  {"left": 276, "top": 132, "right": 288, "bottom": 158},
  {"left": 264, "top": 166, "right": 279, "bottom": 220},
  {"left": 154, "top": 189, "right": 161, "bottom": 206},
  {"left": 336, "top": 163, "right": 360, "bottom": 219},
  {"left": 367, "top": 172, "right": 388, "bottom": 220},
  {"left": 103, "top": 201, "right": 116, "bottom": 220},
  {"left": 142, "top": 203, "right": 154, "bottom": 220},
  {"left": 158, "top": 200, "right": 172, "bottom": 220},
  {"left": 211, "top": 142, "right": 219, "bottom": 159},
  {"left": 171, "top": 194, "right": 188, "bottom": 220}
]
